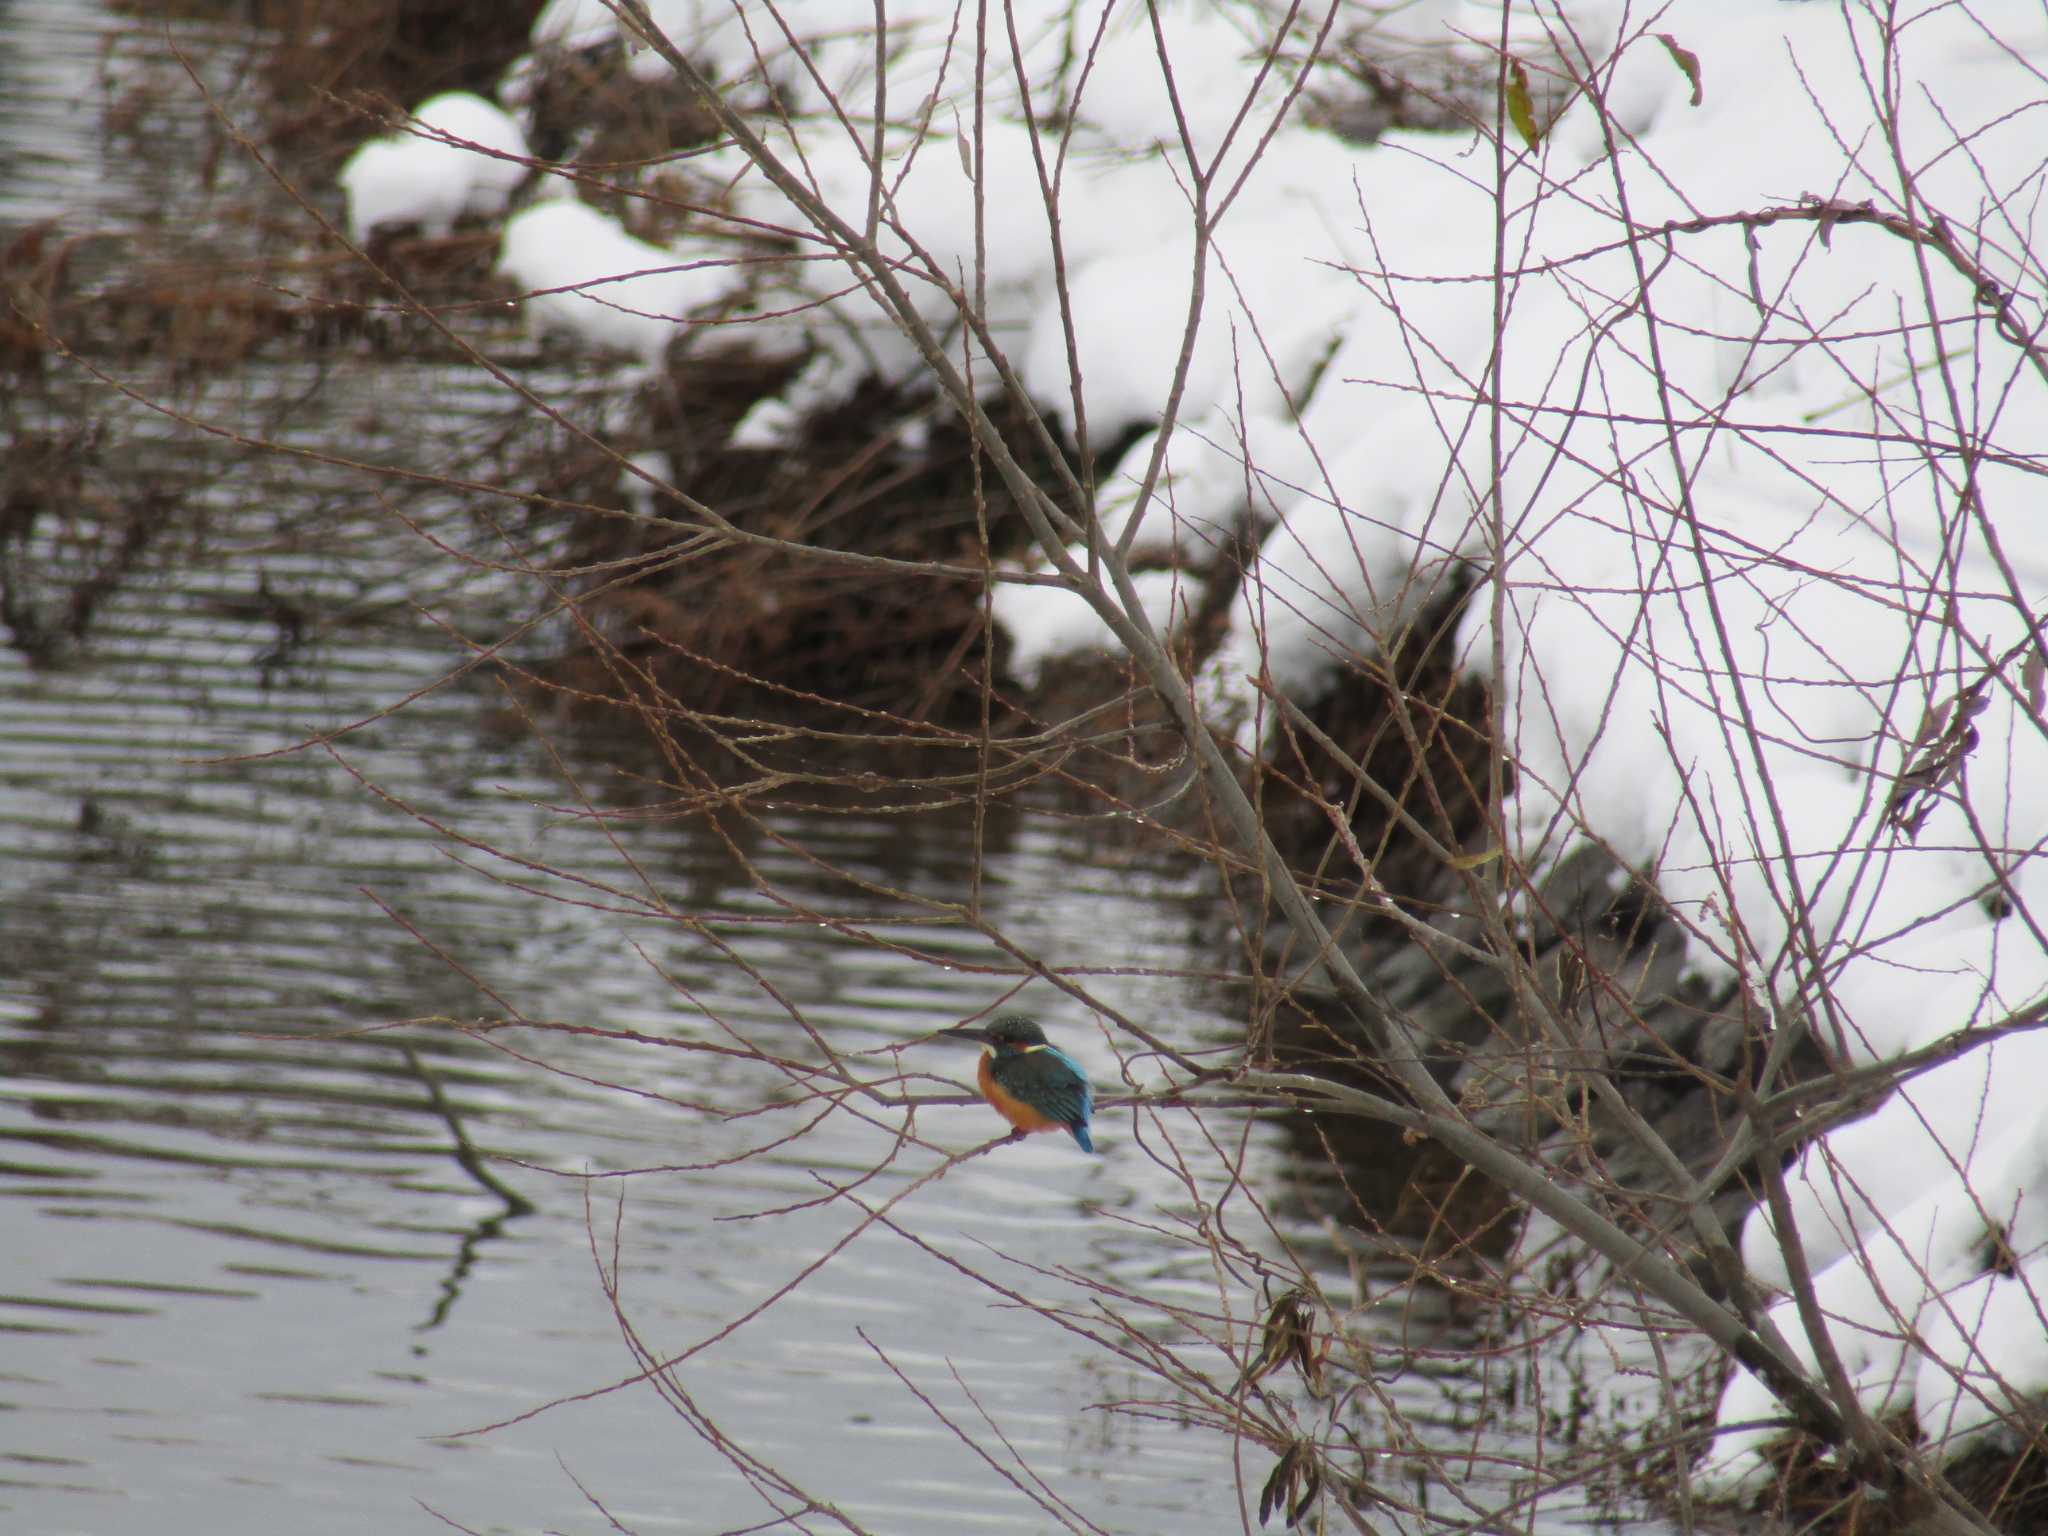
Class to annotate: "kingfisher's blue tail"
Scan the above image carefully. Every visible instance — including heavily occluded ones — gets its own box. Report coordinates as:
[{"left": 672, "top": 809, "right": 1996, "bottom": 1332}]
[{"left": 1069, "top": 1121, "right": 1096, "bottom": 1154}]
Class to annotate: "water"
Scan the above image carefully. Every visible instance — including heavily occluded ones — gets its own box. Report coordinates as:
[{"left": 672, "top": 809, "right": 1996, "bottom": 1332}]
[
  {"left": 0, "top": 5, "right": 1690, "bottom": 1534},
  {"left": 0, "top": 498, "right": 1300, "bottom": 1536}
]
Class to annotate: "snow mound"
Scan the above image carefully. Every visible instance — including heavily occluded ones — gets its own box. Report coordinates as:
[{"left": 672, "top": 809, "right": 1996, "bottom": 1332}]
[
  {"left": 338, "top": 91, "right": 528, "bottom": 243},
  {"left": 495, "top": 197, "right": 738, "bottom": 369}
]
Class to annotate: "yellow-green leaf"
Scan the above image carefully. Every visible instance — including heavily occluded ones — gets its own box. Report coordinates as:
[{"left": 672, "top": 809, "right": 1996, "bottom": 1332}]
[{"left": 1506, "top": 59, "right": 1540, "bottom": 151}]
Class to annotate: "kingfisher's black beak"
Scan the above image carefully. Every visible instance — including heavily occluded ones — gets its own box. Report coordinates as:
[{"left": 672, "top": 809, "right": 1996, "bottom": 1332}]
[{"left": 938, "top": 1025, "right": 995, "bottom": 1046}]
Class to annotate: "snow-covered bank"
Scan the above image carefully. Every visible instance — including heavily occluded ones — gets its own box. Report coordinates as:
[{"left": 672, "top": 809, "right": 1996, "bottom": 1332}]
[
  {"left": 701, "top": 0, "right": 2048, "bottom": 1487},
  {"left": 380, "top": 0, "right": 2047, "bottom": 1496}
]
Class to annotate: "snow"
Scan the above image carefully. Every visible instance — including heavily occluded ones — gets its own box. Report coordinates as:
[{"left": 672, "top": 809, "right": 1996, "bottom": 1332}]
[
  {"left": 531, "top": 0, "right": 726, "bottom": 59},
  {"left": 531, "top": 0, "right": 1076, "bottom": 111},
  {"left": 466, "top": 0, "right": 2048, "bottom": 1489},
  {"left": 494, "top": 195, "right": 738, "bottom": 369},
  {"left": 338, "top": 91, "right": 528, "bottom": 243},
  {"left": 1706, "top": 1103, "right": 2048, "bottom": 1492},
  {"left": 712, "top": 117, "right": 1068, "bottom": 399},
  {"left": 618, "top": 450, "right": 675, "bottom": 519},
  {"left": 992, "top": 567, "right": 1198, "bottom": 690},
  {"left": 1097, "top": 409, "right": 1324, "bottom": 564},
  {"left": 1914, "top": 1256, "right": 2048, "bottom": 1460}
]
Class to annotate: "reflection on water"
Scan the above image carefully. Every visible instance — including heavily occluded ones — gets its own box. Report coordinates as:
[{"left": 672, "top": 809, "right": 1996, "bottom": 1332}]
[{"left": 0, "top": 5, "right": 1688, "bottom": 1535}]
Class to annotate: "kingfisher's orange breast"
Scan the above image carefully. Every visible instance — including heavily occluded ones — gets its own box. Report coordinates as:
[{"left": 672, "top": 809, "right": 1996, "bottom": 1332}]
[{"left": 977, "top": 1052, "right": 1062, "bottom": 1134}]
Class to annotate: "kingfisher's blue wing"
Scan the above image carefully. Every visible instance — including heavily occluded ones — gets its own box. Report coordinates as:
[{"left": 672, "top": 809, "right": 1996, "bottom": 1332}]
[{"left": 993, "top": 1047, "right": 1093, "bottom": 1130}]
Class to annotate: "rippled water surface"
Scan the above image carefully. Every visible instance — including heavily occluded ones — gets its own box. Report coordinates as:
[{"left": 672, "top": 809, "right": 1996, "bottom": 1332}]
[{"left": 0, "top": 6, "right": 1692, "bottom": 1534}]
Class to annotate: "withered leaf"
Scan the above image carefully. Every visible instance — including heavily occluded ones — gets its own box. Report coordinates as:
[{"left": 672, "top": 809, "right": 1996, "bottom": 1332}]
[
  {"left": 1242, "top": 1288, "right": 1315, "bottom": 1390},
  {"left": 1884, "top": 684, "right": 1988, "bottom": 840},
  {"left": 1556, "top": 945, "right": 1590, "bottom": 1013},
  {"left": 1655, "top": 33, "right": 1704, "bottom": 107},
  {"left": 1288, "top": 1459, "right": 1323, "bottom": 1528},
  {"left": 1259, "top": 1442, "right": 1302, "bottom": 1527},
  {"left": 1258, "top": 1440, "right": 1322, "bottom": 1529}
]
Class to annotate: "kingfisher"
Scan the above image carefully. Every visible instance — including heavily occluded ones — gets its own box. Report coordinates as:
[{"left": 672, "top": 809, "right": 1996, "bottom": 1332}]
[{"left": 943, "top": 1016, "right": 1096, "bottom": 1153}]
